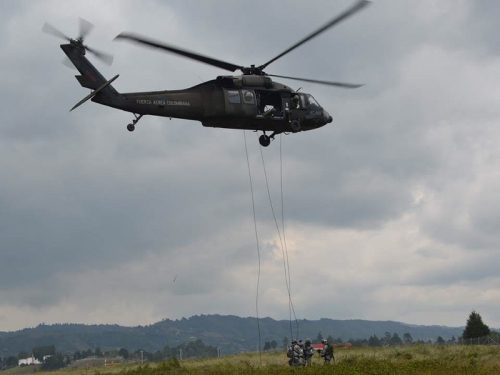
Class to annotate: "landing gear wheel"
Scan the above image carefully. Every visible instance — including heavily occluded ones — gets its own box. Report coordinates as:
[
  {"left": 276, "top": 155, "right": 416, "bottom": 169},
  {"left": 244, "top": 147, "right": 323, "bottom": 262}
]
[
  {"left": 126, "top": 114, "right": 143, "bottom": 132},
  {"left": 290, "top": 120, "right": 301, "bottom": 133},
  {"left": 259, "top": 134, "right": 271, "bottom": 147}
]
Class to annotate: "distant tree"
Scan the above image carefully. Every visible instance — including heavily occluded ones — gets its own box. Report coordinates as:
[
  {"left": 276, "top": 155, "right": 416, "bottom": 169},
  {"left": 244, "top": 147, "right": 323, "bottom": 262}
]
[
  {"left": 33, "top": 345, "right": 56, "bottom": 361},
  {"left": 6, "top": 356, "right": 18, "bottom": 368},
  {"left": 283, "top": 336, "right": 289, "bottom": 351},
  {"left": 327, "top": 335, "right": 335, "bottom": 343},
  {"left": 85, "top": 349, "right": 93, "bottom": 358},
  {"left": 64, "top": 354, "right": 71, "bottom": 365},
  {"left": 317, "top": 332, "right": 323, "bottom": 343},
  {"left": 106, "top": 349, "right": 119, "bottom": 357},
  {"left": 463, "top": 311, "right": 490, "bottom": 339},
  {"left": 389, "top": 333, "right": 403, "bottom": 346},
  {"left": 173, "top": 339, "right": 217, "bottom": 360},
  {"left": 118, "top": 348, "right": 129, "bottom": 359},
  {"left": 95, "top": 347, "right": 102, "bottom": 357},
  {"left": 403, "top": 333, "right": 413, "bottom": 345},
  {"left": 263, "top": 342, "right": 271, "bottom": 351},
  {"left": 41, "top": 353, "right": 65, "bottom": 371},
  {"left": 335, "top": 337, "right": 344, "bottom": 344},
  {"left": 436, "top": 336, "right": 445, "bottom": 345},
  {"left": 368, "top": 335, "right": 381, "bottom": 347},
  {"left": 73, "top": 351, "right": 80, "bottom": 361},
  {"left": 270, "top": 340, "right": 277, "bottom": 350},
  {"left": 18, "top": 350, "right": 29, "bottom": 360},
  {"left": 383, "top": 331, "right": 391, "bottom": 346}
]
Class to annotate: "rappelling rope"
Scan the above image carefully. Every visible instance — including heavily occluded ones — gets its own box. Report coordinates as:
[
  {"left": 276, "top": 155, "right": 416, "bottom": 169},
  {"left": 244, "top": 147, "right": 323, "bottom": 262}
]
[
  {"left": 244, "top": 131, "right": 262, "bottom": 364},
  {"left": 280, "top": 135, "right": 294, "bottom": 339},
  {"left": 259, "top": 136, "right": 299, "bottom": 341},
  {"left": 280, "top": 135, "right": 300, "bottom": 340}
]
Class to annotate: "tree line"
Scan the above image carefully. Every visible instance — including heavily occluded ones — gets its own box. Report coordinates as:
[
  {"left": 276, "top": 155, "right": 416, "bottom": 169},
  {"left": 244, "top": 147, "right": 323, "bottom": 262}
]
[
  {"left": 277, "top": 311, "right": 494, "bottom": 349},
  {"left": 0, "top": 310, "right": 493, "bottom": 370},
  {"left": 0, "top": 340, "right": 217, "bottom": 371},
  {"left": 0, "top": 345, "right": 68, "bottom": 371}
]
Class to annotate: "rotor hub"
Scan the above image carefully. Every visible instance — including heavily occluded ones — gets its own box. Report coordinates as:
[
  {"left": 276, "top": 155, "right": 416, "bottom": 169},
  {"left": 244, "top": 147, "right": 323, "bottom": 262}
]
[{"left": 241, "top": 65, "right": 266, "bottom": 76}]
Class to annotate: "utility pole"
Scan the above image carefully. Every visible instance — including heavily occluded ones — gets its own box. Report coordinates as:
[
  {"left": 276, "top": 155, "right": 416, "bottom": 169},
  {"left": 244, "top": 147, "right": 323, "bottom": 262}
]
[
  {"left": 140, "top": 351, "right": 143, "bottom": 364},
  {"left": 179, "top": 349, "right": 182, "bottom": 360}
]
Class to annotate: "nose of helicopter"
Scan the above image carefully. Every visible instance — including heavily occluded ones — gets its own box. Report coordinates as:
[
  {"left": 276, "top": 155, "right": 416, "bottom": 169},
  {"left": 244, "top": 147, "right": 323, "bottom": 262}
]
[{"left": 324, "top": 110, "right": 333, "bottom": 124}]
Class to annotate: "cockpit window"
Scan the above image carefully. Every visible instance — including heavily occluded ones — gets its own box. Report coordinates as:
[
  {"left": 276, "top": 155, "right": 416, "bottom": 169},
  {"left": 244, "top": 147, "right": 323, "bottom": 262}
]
[
  {"left": 298, "top": 94, "right": 307, "bottom": 108},
  {"left": 228, "top": 90, "right": 241, "bottom": 104},
  {"left": 296, "top": 93, "right": 321, "bottom": 109},
  {"left": 306, "top": 94, "right": 321, "bottom": 108}
]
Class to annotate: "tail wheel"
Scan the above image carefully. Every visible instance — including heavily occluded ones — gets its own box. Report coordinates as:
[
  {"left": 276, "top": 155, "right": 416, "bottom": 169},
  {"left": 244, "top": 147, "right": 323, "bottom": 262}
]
[
  {"left": 127, "top": 124, "right": 135, "bottom": 132},
  {"left": 290, "top": 120, "right": 301, "bottom": 133}
]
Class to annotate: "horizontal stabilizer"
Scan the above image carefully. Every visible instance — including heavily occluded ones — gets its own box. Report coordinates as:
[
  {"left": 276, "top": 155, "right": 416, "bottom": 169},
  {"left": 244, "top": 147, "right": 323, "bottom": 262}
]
[
  {"left": 75, "top": 75, "right": 99, "bottom": 89},
  {"left": 70, "top": 74, "right": 119, "bottom": 111}
]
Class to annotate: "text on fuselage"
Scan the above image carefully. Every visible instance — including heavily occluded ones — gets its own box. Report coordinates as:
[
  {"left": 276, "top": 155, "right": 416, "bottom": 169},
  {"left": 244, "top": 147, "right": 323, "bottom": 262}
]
[{"left": 136, "top": 99, "right": 191, "bottom": 106}]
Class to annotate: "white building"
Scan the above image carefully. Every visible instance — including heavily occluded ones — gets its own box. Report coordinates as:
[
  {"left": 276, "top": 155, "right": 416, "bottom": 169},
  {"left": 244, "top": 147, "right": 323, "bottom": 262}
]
[{"left": 18, "top": 356, "right": 41, "bottom": 366}]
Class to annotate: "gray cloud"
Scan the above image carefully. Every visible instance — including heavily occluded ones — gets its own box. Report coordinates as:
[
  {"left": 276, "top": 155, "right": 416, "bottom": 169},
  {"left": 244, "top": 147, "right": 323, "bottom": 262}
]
[{"left": 1, "top": 0, "right": 500, "bottom": 330}]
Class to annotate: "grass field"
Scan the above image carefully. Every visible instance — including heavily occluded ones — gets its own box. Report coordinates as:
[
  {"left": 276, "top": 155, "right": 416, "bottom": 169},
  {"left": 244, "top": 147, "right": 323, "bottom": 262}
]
[{"left": 4, "top": 345, "right": 500, "bottom": 375}]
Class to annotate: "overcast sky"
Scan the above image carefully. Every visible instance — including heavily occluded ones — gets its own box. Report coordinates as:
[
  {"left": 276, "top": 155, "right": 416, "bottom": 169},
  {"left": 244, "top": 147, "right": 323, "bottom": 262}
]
[{"left": 1, "top": 0, "right": 500, "bottom": 333}]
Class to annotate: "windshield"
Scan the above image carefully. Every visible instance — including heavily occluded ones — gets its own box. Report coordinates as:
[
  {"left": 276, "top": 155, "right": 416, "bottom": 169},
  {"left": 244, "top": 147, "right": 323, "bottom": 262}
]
[{"left": 305, "top": 94, "right": 321, "bottom": 108}]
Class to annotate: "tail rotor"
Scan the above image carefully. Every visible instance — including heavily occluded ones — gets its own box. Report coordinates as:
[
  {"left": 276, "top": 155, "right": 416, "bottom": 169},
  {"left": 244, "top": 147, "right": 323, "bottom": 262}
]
[{"left": 42, "top": 18, "right": 113, "bottom": 66}]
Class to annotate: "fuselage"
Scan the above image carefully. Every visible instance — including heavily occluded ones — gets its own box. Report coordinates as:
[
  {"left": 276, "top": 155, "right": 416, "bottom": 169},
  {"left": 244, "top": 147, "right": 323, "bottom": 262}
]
[
  {"left": 94, "top": 76, "right": 333, "bottom": 133},
  {"left": 62, "top": 42, "right": 332, "bottom": 134}
]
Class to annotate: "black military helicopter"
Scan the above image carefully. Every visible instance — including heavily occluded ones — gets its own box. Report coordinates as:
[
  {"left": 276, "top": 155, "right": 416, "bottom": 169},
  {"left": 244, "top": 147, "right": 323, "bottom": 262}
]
[{"left": 43, "top": 0, "right": 370, "bottom": 147}]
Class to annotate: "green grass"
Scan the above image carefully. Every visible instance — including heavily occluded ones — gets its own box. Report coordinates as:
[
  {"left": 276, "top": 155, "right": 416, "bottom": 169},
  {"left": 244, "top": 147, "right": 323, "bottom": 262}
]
[
  {"left": 10, "top": 345, "right": 500, "bottom": 375},
  {"left": 2, "top": 365, "right": 41, "bottom": 375}
]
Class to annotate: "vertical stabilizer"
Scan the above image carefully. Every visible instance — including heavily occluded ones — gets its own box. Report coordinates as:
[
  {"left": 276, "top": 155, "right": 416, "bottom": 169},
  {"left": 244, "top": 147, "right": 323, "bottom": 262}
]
[{"left": 61, "top": 43, "right": 119, "bottom": 99}]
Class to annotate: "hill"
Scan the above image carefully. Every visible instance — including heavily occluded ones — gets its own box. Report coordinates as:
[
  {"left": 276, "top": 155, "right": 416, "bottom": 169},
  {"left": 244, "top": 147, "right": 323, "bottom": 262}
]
[{"left": 0, "top": 315, "right": 464, "bottom": 356}]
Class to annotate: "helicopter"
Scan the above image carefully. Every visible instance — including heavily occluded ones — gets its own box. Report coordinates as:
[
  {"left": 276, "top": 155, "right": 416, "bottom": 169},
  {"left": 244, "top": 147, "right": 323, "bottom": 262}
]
[{"left": 43, "top": 0, "right": 370, "bottom": 147}]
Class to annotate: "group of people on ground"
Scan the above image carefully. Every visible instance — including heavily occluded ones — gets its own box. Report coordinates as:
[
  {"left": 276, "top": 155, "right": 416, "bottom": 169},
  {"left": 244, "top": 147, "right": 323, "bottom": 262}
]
[{"left": 286, "top": 338, "right": 334, "bottom": 366}]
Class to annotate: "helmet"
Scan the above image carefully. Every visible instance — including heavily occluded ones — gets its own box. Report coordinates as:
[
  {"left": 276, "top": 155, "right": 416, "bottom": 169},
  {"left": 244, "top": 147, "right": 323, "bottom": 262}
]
[
  {"left": 305, "top": 339, "right": 311, "bottom": 344},
  {"left": 322, "top": 339, "right": 327, "bottom": 344},
  {"left": 291, "top": 339, "right": 297, "bottom": 344}
]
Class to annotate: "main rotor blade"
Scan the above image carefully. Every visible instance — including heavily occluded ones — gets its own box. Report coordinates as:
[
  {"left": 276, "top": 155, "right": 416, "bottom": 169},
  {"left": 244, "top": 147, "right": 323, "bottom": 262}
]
[
  {"left": 115, "top": 32, "right": 244, "bottom": 72},
  {"left": 85, "top": 45, "right": 114, "bottom": 65},
  {"left": 42, "top": 23, "right": 71, "bottom": 41},
  {"left": 259, "top": 0, "right": 371, "bottom": 71},
  {"left": 79, "top": 18, "right": 94, "bottom": 40},
  {"left": 268, "top": 74, "right": 363, "bottom": 88}
]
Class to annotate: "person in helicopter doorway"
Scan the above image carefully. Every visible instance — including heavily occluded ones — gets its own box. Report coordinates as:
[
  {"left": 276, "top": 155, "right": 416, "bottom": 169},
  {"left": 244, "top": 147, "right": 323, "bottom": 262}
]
[
  {"left": 303, "top": 338, "right": 315, "bottom": 366},
  {"left": 291, "top": 94, "right": 300, "bottom": 109},
  {"left": 286, "top": 339, "right": 302, "bottom": 366},
  {"left": 321, "top": 339, "right": 334, "bottom": 364}
]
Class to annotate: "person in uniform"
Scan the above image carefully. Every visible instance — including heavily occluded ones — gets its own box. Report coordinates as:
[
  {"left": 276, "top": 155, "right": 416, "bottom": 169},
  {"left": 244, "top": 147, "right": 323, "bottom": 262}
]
[
  {"left": 286, "top": 339, "right": 302, "bottom": 366},
  {"left": 321, "top": 339, "right": 334, "bottom": 364},
  {"left": 303, "top": 338, "right": 315, "bottom": 366},
  {"left": 298, "top": 340, "right": 304, "bottom": 366}
]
